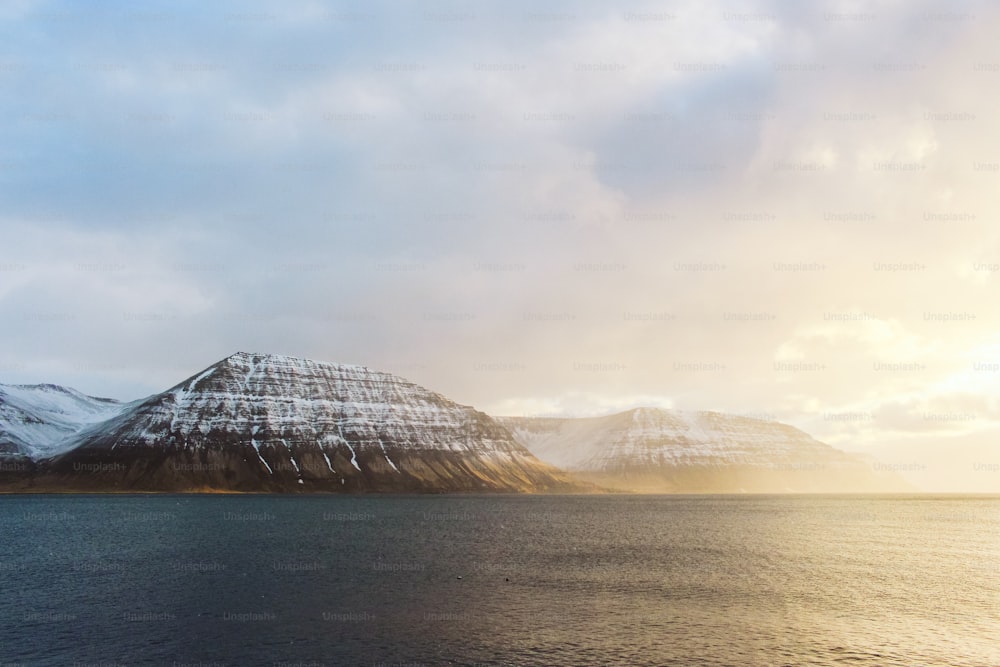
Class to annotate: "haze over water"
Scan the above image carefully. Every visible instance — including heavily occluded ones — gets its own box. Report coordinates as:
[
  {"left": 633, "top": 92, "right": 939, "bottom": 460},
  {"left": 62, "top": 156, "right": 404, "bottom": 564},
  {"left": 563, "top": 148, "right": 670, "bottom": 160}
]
[{"left": 2, "top": 494, "right": 998, "bottom": 666}]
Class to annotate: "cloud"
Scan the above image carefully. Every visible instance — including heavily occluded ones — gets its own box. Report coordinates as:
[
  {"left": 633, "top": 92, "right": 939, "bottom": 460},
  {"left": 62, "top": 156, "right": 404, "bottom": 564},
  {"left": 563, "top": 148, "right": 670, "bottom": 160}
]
[{"left": 3, "top": 0, "right": 1000, "bottom": 489}]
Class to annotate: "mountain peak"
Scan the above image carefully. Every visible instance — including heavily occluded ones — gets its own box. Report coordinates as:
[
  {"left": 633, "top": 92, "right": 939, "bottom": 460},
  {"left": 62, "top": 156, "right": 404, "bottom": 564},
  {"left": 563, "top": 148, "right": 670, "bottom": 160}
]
[
  {"left": 21, "top": 351, "right": 579, "bottom": 493},
  {"left": 498, "top": 410, "right": 911, "bottom": 493},
  {"left": 164, "top": 352, "right": 412, "bottom": 411},
  {"left": 3, "top": 382, "right": 76, "bottom": 395},
  {"left": 0, "top": 383, "right": 126, "bottom": 459},
  {"left": 218, "top": 351, "right": 374, "bottom": 375}
]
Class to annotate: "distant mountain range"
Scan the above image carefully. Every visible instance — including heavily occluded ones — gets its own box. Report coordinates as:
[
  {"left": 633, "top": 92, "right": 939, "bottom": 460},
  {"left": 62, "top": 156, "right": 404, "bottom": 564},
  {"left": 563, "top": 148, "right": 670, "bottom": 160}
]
[
  {"left": 499, "top": 410, "right": 909, "bottom": 493},
  {"left": 0, "top": 352, "right": 910, "bottom": 493}
]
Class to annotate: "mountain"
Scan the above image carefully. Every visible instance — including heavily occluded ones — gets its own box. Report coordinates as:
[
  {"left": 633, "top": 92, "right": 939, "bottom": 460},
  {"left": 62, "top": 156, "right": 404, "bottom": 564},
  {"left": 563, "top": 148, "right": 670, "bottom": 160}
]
[
  {"left": 21, "top": 352, "right": 583, "bottom": 493},
  {"left": 0, "top": 383, "right": 125, "bottom": 459},
  {"left": 498, "top": 408, "right": 911, "bottom": 493},
  {"left": 0, "top": 353, "right": 912, "bottom": 494}
]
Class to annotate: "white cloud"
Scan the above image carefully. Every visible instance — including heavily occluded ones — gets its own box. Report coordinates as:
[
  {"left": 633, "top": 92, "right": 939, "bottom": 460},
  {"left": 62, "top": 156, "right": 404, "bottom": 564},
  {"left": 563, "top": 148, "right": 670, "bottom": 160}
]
[{"left": 3, "top": 0, "right": 1000, "bottom": 489}]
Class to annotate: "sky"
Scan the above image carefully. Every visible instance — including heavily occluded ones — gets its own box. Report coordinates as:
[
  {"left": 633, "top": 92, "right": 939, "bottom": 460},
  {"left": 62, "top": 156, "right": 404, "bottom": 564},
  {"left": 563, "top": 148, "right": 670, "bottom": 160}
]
[{"left": 2, "top": 0, "right": 999, "bottom": 490}]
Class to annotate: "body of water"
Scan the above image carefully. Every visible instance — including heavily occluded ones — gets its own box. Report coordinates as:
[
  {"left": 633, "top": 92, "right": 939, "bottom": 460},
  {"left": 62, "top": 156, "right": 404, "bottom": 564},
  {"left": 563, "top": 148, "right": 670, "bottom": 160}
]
[{"left": 1, "top": 494, "right": 998, "bottom": 666}]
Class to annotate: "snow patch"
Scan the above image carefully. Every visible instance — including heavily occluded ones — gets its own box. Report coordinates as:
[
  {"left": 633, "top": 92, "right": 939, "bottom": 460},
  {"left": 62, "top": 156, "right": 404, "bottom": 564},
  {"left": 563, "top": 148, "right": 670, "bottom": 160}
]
[
  {"left": 252, "top": 445, "right": 273, "bottom": 474},
  {"left": 186, "top": 366, "right": 217, "bottom": 393},
  {"left": 250, "top": 428, "right": 272, "bottom": 474},
  {"left": 344, "top": 441, "right": 361, "bottom": 471},
  {"left": 334, "top": 418, "right": 361, "bottom": 471},
  {"left": 279, "top": 439, "right": 301, "bottom": 475}
]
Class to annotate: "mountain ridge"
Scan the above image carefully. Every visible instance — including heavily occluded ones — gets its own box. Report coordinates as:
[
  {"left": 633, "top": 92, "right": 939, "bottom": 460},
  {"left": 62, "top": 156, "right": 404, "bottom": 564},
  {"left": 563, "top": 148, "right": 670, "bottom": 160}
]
[
  {"left": 498, "top": 408, "right": 911, "bottom": 493},
  {"left": 7, "top": 352, "right": 584, "bottom": 493},
  {"left": 0, "top": 383, "right": 127, "bottom": 459},
  {"left": 1, "top": 352, "right": 910, "bottom": 493}
]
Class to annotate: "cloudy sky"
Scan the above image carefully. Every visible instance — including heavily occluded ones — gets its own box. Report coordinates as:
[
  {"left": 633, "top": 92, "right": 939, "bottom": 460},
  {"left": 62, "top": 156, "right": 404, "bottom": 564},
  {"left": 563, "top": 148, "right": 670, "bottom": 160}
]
[{"left": 2, "top": 0, "right": 999, "bottom": 489}]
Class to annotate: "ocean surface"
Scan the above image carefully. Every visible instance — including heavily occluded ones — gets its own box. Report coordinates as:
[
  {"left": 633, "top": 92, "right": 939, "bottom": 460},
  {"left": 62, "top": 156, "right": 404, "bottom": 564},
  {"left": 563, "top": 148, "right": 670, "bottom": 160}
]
[{"left": 0, "top": 494, "right": 997, "bottom": 666}]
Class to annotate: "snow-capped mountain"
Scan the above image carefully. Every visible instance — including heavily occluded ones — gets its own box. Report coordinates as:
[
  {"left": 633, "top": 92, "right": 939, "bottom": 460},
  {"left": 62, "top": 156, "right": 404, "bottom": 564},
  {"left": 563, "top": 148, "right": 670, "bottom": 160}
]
[
  {"left": 498, "top": 408, "right": 911, "bottom": 493},
  {"left": 33, "top": 352, "right": 581, "bottom": 493},
  {"left": 1, "top": 353, "right": 910, "bottom": 493},
  {"left": 0, "top": 383, "right": 125, "bottom": 459}
]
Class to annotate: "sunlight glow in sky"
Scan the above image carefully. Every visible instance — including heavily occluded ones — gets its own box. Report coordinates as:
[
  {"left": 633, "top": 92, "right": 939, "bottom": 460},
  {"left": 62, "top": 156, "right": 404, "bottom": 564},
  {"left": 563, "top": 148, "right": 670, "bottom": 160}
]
[{"left": 2, "top": 0, "right": 1000, "bottom": 489}]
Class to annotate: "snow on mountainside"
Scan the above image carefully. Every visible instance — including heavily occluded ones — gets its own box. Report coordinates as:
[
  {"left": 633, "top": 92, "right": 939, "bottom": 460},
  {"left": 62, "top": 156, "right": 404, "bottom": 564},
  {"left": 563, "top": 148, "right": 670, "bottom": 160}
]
[
  {"left": 1, "top": 354, "right": 910, "bottom": 493},
  {"left": 499, "top": 408, "right": 858, "bottom": 469},
  {"left": 0, "top": 384, "right": 126, "bottom": 459},
  {"left": 37, "top": 352, "right": 581, "bottom": 493},
  {"left": 498, "top": 408, "right": 912, "bottom": 493}
]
